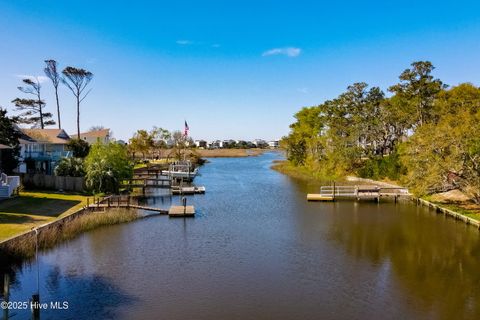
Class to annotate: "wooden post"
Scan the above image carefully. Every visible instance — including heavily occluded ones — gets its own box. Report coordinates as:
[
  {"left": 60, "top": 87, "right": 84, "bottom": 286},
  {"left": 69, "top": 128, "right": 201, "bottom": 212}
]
[
  {"left": 333, "top": 181, "right": 336, "bottom": 202},
  {"left": 127, "top": 195, "right": 130, "bottom": 208},
  {"left": 87, "top": 197, "right": 90, "bottom": 209}
]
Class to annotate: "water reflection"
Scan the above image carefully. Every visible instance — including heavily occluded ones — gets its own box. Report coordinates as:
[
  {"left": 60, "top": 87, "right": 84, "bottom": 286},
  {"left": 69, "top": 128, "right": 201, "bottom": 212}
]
[{"left": 327, "top": 202, "right": 480, "bottom": 319}]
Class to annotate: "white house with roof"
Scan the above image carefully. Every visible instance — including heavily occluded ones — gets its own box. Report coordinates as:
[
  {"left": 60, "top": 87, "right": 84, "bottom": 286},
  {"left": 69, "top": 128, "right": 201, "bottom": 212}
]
[{"left": 268, "top": 140, "right": 279, "bottom": 148}]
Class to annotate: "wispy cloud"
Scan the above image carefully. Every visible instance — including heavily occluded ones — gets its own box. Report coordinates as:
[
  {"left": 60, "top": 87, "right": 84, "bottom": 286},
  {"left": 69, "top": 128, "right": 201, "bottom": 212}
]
[
  {"left": 262, "top": 47, "right": 302, "bottom": 57},
  {"left": 176, "top": 40, "right": 221, "bottom": 48},
  {"left": 14, "top": 74, "right": 49, "bottom": 83},
  {"left": 297, "top": 87, "right": 308, "bottom": 94},
  {"left": 176, "top": 40, "right": 194, "bottom": 45}
]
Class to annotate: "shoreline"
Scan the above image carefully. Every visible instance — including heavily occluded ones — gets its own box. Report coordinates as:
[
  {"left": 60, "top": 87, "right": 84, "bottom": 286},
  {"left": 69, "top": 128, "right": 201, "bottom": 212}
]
[
  {"left": 0, "top": 204, "right": 144, "bottom": 269},
  {"left": 272, "top": 159, "right": 480, "bottom": 227},
  {"left": 195, "top": 148, "right": 267, "bottom": 158}
]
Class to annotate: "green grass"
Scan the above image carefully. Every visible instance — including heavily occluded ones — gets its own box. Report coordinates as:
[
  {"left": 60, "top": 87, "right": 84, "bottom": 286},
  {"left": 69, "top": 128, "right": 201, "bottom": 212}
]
[
  {"left": 271, "top": 160, "right": 339, "bottom": 182},
  {"left": 0, "top": 191, "right": 89, "bottom": 241},
  {"left": 422, "top": 195, "right": 480, "bottom": 222}
]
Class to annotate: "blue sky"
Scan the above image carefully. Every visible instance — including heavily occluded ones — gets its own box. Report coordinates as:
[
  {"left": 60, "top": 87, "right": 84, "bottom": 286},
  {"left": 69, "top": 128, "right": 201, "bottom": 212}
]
[{"left": 1, "top": 0, "right": 479, "bottom": 141}]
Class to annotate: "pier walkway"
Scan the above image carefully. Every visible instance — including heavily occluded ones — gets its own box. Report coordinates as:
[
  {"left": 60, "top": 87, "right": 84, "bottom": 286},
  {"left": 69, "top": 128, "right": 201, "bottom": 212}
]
[{"left": 307, "top": 185, "right": 410, "bottom": 202}]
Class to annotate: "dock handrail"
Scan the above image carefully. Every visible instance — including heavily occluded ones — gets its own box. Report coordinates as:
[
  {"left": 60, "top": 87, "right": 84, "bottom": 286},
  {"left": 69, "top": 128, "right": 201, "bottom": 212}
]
[{"left": 319, "top": 185, "right": 409, "bottom": 197}]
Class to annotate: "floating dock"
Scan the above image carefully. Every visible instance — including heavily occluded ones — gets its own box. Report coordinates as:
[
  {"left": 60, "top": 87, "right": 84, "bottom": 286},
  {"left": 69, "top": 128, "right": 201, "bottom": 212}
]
[
  {"left": 307, "top": 194, "right": 334, "bottom": 201},
  {"left": 171, "top": 186, "right": 206, "bottom": 195},
  {"left": 168, "top": 205, "right": 195, "bottom": 217}
]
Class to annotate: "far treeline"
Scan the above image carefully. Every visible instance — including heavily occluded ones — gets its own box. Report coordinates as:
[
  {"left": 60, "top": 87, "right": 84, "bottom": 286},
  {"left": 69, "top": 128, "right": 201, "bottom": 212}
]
[{"left": 281, "top": 61, "right": 480, "bottom": 203}]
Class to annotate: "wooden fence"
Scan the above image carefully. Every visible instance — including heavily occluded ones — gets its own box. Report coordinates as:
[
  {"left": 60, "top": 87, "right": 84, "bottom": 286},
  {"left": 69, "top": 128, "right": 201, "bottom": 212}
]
[{"left": 21, "top": 174, "right": 85, "bottom": 192}]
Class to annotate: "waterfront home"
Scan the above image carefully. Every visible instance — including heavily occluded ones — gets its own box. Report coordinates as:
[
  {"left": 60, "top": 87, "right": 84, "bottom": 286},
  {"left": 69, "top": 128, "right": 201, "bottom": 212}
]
[
  {"left": 268, "top": 140, "right": 279, "bottom": 148},
  {"left": 208, "top": 140, "right": 221, "bottom": 149},
  {"left": 17, "top": 129, "right": 72, "bottom": 174},
  {"left": 194, "top": 140, "right": 207, "bottom": 148},
  {"left": 220, "top": 139, "right": 235, "bottom": 148},
  {"left": 78, "top": 128, "right": 111, "bottom": 145}
]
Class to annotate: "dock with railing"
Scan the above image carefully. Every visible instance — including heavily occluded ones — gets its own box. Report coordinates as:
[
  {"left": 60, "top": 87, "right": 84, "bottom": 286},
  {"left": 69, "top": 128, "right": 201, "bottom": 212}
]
[
  {"left": 307, "top": 184, "right": 410, "bottom": 202},
  {"left": 86, "top": 195, "right": 195, "bottom": 217}
]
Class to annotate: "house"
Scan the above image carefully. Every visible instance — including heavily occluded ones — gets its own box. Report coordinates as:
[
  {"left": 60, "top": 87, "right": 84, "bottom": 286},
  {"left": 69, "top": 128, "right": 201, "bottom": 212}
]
[
  {"left": 268, "top": 140, "right": 279, "bottom": 148},
  {"left": 18, "top": 129, "right": 72, "bottom": 174},
  {"left": 208, "top": 140, "right": 221, "bottom": 149},
  {"left": 252, "top": 139, "right": 267, "bottom": 148},
  {"left": 195, "top": 140, "right": 207, "bottom": 148},
  {"left": 220, "top": 139, "right": 235, "bottom": 148},
  {"left": 78, "top": 128, "right": 111, "bottom": 145}
]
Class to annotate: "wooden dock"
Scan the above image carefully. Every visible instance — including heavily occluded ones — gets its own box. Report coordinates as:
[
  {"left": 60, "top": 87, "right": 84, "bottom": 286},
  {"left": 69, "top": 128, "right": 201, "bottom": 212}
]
[
  {"left": 168, "top": 205, "right": 195, "bottom": 217},
  {"left": 307, "top": 185, "right": 409, "bottom": 202},
  {"left": 86, "top": 195, "right": 168, "bottom": 214}
]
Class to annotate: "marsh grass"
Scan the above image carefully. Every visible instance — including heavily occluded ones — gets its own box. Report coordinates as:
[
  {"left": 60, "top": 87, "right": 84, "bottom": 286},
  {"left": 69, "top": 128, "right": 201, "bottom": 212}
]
[{"left": 0, "top": 208, "right": 139, "bottom": 263}]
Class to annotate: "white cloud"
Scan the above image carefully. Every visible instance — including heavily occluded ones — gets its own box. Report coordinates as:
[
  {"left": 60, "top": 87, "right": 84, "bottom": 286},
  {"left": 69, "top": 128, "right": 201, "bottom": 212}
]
[
  {"left": 262, "top": 47, "right": 302, "bottom": 57},
  {"left": 176, "top": 40, "right": 194, "bottom": 45},
  {"left": 14, "top": 75, "right": 49, "bottom": 83}
]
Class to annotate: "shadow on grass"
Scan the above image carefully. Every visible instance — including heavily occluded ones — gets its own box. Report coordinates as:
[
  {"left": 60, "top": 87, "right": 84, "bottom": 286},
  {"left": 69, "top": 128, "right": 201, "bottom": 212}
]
[
  {"left": 0, "top": 196, "right": 81, "bottom": 217},
  {"left": 0, "top": 212, "right": 42, "bottom": 224}
]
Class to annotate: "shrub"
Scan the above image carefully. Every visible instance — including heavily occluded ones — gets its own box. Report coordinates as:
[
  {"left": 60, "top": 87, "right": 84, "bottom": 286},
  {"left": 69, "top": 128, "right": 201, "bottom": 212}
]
[
  {"left": 84, "top": 142, "right": 133, "bottom": 193},
  {"left": 54, "top": 157, "right": 85, "bottom": 177}
]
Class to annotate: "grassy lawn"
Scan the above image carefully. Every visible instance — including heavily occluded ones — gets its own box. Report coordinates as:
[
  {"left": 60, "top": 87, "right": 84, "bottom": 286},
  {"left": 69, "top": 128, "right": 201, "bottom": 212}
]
[{"left": 0, "top": 191, "right": 89, "bottom": 241}]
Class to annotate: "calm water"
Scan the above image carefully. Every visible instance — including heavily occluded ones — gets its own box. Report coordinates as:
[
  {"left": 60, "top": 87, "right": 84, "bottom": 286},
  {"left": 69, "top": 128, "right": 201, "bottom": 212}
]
[{"left": 3, "top": 152, "right": 480, "bottom": 319}]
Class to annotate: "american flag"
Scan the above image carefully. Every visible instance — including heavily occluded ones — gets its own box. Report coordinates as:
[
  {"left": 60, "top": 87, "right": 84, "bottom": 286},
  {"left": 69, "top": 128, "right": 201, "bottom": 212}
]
[{"left": 184, "top": 120, "right": 189, "bottom": 136}]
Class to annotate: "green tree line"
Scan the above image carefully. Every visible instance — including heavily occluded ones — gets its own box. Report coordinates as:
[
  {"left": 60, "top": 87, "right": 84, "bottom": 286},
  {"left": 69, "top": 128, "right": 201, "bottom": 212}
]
[{"left": 281, "top": 61, "right": 480, "bottom": 202}]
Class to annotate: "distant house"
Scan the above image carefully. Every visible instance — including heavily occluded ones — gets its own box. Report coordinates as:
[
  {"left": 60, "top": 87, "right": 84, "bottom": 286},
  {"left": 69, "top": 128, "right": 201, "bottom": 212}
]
[
  {"left": 208, "top": 140, "right": 221, "bottom": 149},
  {"left": 18, "top": 129, "right": 72, "bottom": 174},
  {"left": 268, "top": 140, "right": 279, "bottom": 148},
  {"left": 252, "top": 139, "right": 267, "bottom": 148},
  {"left": 78, "top": 129, "right": 111, "bottom": 145},
  {"left": 221, "top": 139, "right": 235, "bottom": 148},
  {"left": 195, "top": 140, "right": 207, "bottom": 148}
]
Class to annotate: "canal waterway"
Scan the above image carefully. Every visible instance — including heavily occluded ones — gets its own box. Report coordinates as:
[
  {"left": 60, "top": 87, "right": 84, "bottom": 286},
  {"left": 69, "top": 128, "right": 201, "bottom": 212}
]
[{"left": 2, "top": 152, "right": 480, "bottom": 319}]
